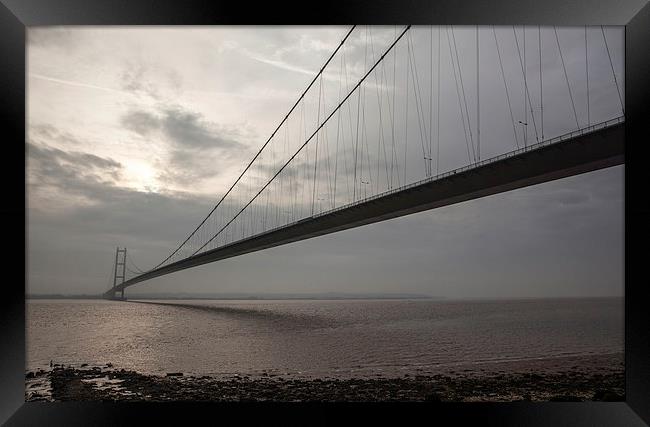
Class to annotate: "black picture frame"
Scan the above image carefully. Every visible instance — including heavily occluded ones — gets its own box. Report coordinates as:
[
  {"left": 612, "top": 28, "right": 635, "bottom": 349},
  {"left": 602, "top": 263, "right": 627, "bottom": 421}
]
[{"left": 2, "top": 0, "right": 648, "bottom": 425}]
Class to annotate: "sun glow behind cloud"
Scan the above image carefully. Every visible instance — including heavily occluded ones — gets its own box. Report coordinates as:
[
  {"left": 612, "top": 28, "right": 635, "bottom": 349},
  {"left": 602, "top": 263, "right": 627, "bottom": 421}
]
[
  {"left": 27, "top": 27, "right": 350, "bottom": 201},
  {"left": 123, "top": 160, "right": 160, "bottom": 193}
]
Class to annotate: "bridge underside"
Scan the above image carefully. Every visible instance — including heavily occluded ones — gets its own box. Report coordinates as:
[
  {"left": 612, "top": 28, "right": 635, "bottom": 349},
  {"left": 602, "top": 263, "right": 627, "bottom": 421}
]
[{"left": 104, "top": 123, "right": 624, "bottom": 298}]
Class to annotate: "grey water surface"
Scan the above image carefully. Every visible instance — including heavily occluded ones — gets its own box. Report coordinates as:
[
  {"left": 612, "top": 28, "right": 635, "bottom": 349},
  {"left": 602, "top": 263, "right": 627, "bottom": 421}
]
[{"left": 27, "top": 297, "right": 623, "bottom": 378}]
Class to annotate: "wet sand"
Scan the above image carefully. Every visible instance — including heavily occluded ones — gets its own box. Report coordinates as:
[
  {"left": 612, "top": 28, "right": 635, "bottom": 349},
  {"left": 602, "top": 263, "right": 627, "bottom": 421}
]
[{"left": 25, "top": 353, "right": 624, "bottom": 402}]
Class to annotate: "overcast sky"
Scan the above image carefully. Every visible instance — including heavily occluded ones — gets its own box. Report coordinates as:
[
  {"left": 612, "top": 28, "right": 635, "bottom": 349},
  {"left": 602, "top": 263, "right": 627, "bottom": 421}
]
[{"left": 27, "top": 26, "right": 624, "bottom": 298}]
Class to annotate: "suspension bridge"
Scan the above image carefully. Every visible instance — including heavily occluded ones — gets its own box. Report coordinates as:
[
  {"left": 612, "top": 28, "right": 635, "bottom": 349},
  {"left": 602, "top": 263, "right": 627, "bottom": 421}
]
[{"left": 103, "top": 25, "right": 625, "bottom": 299}]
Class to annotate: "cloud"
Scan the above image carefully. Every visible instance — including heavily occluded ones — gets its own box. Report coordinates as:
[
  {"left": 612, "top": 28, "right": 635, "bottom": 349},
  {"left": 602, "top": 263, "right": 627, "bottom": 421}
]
[
  {"left": 157, "top": 150, "right": 224, "bottom": 187},
  {"left": 160, "top": 107, "right": 242, "bottom": 150},
  {"left": 28, "top": 141, "right": 123, "bottom": 185},
  {"left": 26, "top": 131, "right": 217, "bottom": 246},
  {"left": 29, "top": 164, "right": 213, "bottom": 244},
  {"left": 26, "top": 159, "right": 220, "bottom": 293},
  {"left": 121, "top": 110, "right": 160, "bottom": 136},
  {"left": 119, "top": 61, "right": 183, "bottom": 100},
  {"left": 29, "top": 123, "right": 94, "bottom": 149},
  {"left": 27, "top": 141, "right": 125, "bottom": 213},
  {"left": 122, "top": 106, "right": 245, "bottom": 150},
  {"left": 121, "top": 106, "right": 250, "bottom": 187},
  {"left": 120, "top": 62, "right": 161, "bottom": 99}
]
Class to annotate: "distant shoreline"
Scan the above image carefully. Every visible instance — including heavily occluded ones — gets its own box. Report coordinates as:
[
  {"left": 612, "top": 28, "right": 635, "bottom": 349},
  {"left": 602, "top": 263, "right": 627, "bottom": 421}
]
[
  {"left": 27, "top": 294, "right": 439, "bottom": 300},
  {"left": 26, "top": 294, "right": 623, "bottom": 301}
]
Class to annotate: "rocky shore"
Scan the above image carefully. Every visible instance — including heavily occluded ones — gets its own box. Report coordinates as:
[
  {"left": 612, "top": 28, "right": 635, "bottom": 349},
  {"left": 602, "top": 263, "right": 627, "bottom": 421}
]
[{"left": 25, "top": 363, "right": 624, "bottom": 402}]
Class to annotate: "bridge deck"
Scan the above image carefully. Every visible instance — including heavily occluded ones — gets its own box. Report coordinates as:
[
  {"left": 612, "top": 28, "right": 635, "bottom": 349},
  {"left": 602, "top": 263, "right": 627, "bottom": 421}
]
[{"left": 105, "top": 119, "right": 624, "bottom": 297}]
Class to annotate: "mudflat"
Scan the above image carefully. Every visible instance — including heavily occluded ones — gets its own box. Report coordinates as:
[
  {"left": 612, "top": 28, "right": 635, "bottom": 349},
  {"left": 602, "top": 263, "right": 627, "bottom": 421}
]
[{"left": 25, "top": 353, "right": 624, "bottom": 402}]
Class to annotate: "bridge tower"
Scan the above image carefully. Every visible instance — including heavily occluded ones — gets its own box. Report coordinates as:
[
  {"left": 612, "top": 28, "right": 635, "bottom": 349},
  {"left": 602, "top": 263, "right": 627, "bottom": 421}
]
[{"left": 112, "top": 247, "right": 127, "bottom": 299}]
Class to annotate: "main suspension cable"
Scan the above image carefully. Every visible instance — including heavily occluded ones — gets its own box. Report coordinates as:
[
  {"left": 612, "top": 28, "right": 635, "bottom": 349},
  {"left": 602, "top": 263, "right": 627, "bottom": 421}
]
[{"left": 191, "top": 26, "right": 412, "bottom": 256}]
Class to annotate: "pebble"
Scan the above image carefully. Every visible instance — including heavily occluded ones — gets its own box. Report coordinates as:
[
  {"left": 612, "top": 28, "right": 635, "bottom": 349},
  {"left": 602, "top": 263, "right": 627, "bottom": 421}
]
[{"left": 25, "top": 365, "right": 625, "bottom": 403}]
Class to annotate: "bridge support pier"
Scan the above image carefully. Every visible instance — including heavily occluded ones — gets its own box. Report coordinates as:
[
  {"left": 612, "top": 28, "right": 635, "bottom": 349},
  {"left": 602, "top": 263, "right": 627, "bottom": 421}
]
[{"left": 103, "top": 289, "right": 126, "bottom": 301}]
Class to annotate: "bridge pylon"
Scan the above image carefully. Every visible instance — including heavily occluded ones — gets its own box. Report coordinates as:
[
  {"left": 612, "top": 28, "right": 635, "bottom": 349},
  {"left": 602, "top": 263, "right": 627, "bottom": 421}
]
[{"left": 105, "top": 247, "right": 127, "bottom": 300}]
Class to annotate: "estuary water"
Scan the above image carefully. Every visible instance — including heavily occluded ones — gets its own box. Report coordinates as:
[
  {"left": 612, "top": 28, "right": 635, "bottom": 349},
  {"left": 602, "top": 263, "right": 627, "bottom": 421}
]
[{"left": 26, "top": 297, "right": 623, "bottom": 379}]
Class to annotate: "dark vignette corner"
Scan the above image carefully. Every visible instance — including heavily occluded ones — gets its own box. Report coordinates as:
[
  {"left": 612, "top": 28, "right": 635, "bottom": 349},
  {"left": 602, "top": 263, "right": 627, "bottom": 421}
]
[
  {"left": 625, "top": 0, "right": 650, "bottom": 425},
  {"left": 0, "top": 1, "right": 26, "bottom": 425}
]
